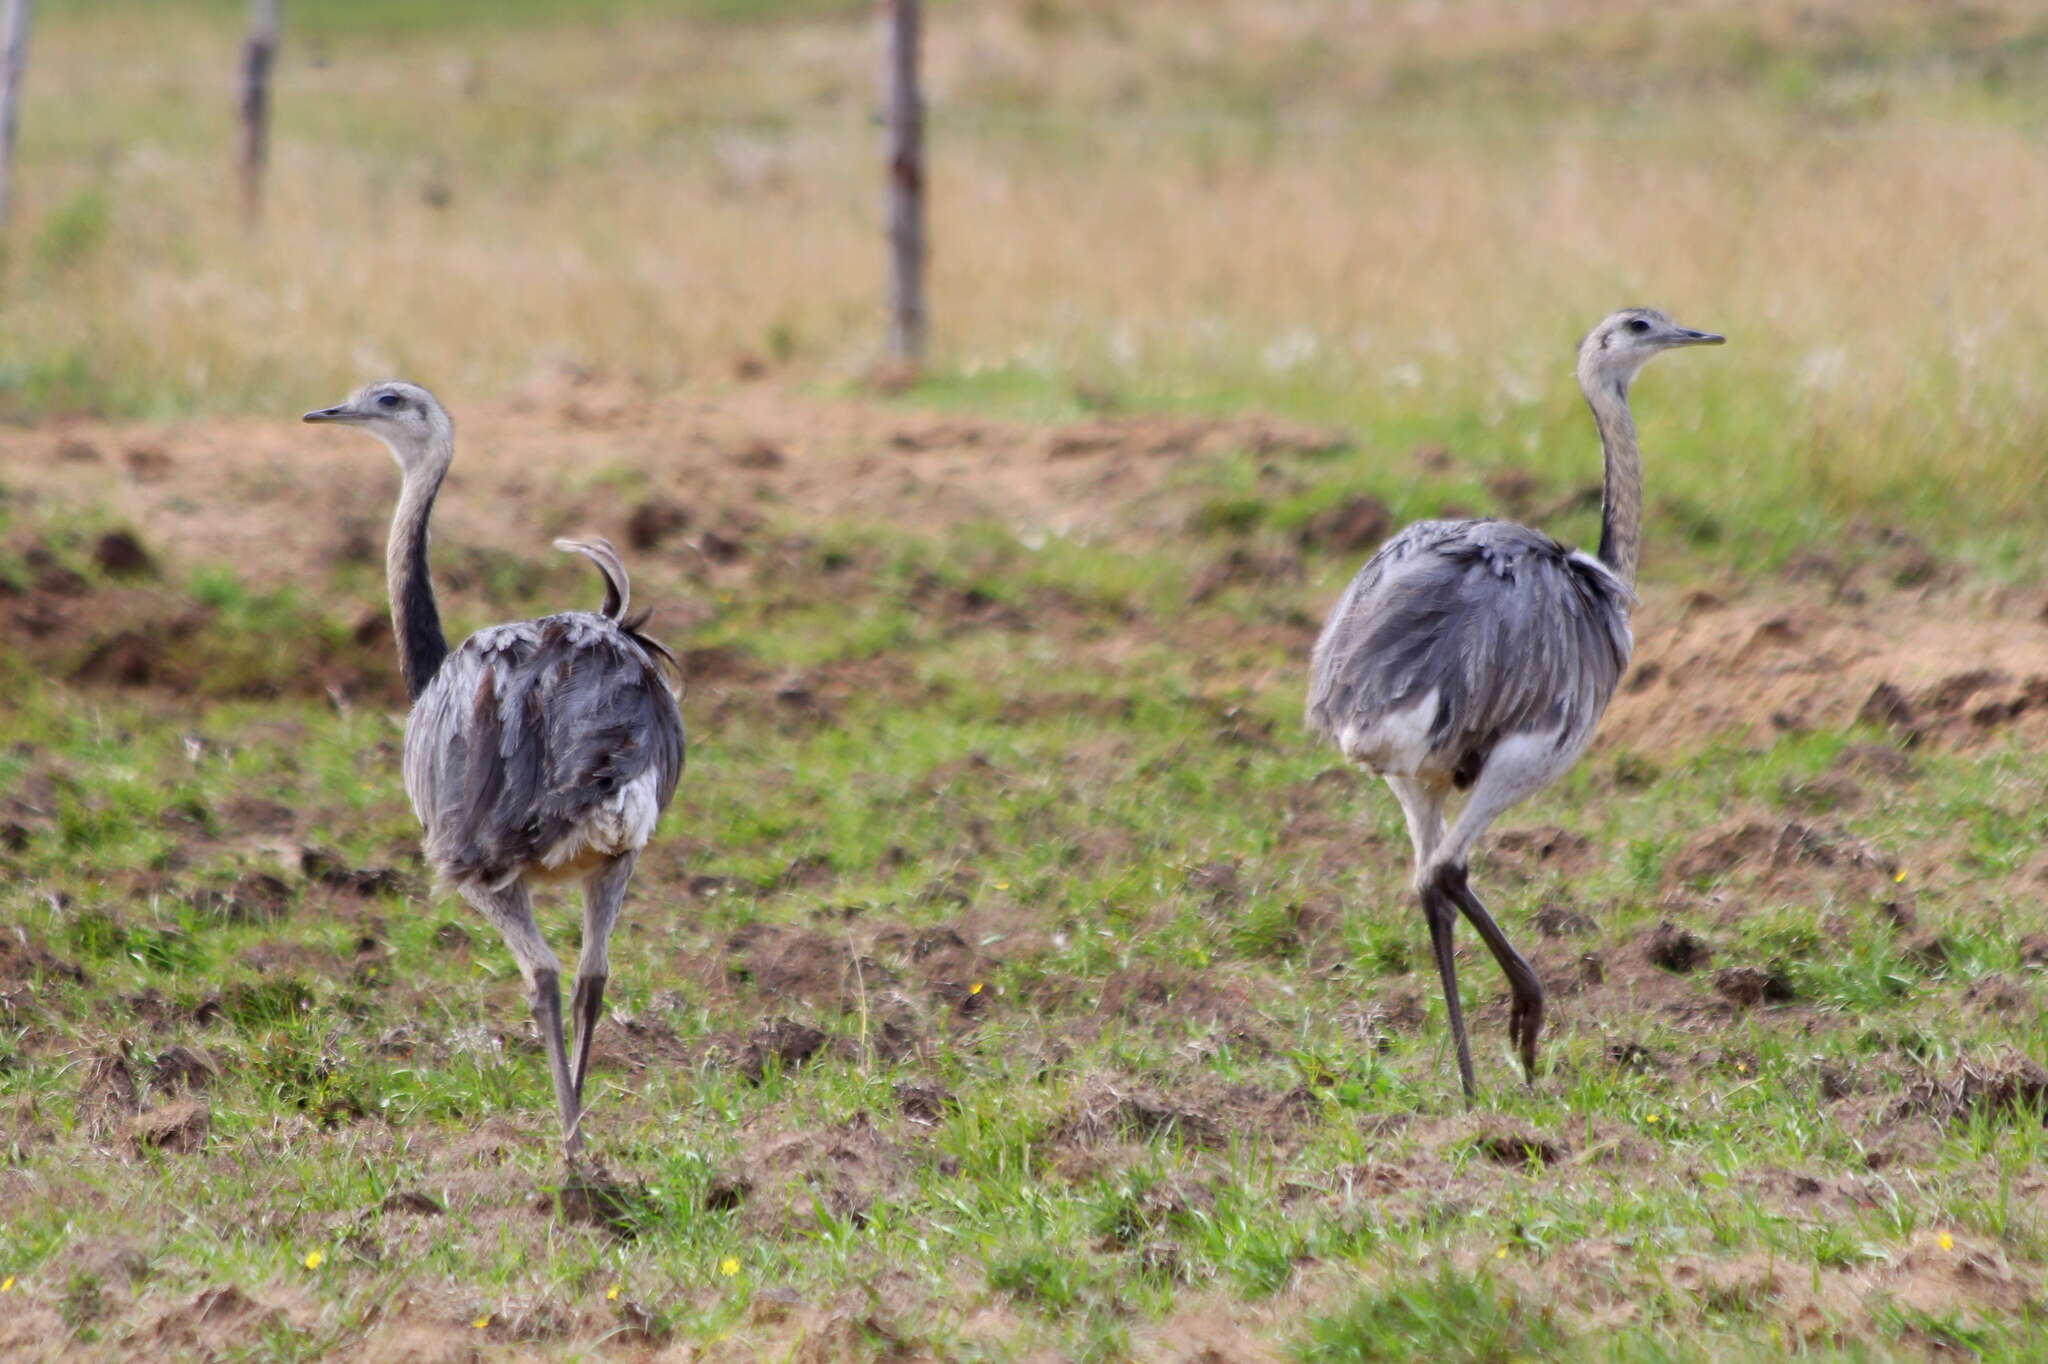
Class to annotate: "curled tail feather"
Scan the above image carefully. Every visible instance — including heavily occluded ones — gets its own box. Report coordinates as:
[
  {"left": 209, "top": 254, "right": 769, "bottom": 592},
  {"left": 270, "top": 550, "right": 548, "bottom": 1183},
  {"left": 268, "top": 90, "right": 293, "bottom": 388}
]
[
  {"left": 553, "top": 536, "right": 630, "bottom": 619},
  {"left": 552, "top": 535, "right": 683, "bottom": 690}
]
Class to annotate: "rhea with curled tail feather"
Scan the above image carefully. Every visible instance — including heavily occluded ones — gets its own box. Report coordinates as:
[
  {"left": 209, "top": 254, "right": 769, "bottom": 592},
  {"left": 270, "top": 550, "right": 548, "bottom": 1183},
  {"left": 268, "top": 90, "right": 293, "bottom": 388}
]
[
  {"left": 1306, "top": 309, "right": 1722, "bottom": 1099},
  {"left": 304, "top": 381, "right": 684, "bottom": 1158}
]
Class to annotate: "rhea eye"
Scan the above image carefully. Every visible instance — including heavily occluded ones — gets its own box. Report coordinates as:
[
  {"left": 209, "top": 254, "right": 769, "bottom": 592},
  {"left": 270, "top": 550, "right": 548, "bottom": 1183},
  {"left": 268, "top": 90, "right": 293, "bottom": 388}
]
[
  {"left": 1625, "top": 318, "right": 1652, "bottom": 335},
  {"left": 377, "top": 393, "right": 403, "bottom": 409}
]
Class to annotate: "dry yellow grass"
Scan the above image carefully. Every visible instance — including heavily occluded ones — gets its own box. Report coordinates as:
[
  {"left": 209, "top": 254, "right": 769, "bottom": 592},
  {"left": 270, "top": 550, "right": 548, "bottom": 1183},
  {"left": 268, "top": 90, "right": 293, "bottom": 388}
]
[{"left": 4, "top": 0, "right": 2047, "bottom": 546}]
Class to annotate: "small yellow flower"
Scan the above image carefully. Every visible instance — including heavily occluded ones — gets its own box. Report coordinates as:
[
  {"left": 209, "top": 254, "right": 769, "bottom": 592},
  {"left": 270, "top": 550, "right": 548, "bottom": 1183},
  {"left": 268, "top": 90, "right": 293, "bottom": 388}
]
[
  {"left": 1646, "top": 1113, "right": 1661, "bottom": 1124},
  {"left": 1, "top": 1275, "right": 14, "bottom": 1293},
  {"left": 472, "top": 1315, "right": 491, "bottom": 1330},
  {"left": 719, "top": 1256, "right": 741, "bottom": 1277},
  {"left": 994, "top": 881, "right": 1010, "bottom": 891},
  {"left": 1895, "top": 870, "right": 1908, "bottom": 883},
  {"left": 969, "top": 982, "right": 984, "bottom": 995},
  {"left": 303, "top": 1250, "right": 324, "bottom": 1270},
  {"left": 606, "top": 1284, "right": 621, "bottom": 1301},
  {"left": 1939, "top": 1233, "right": 1955, "bottom": 1252},
  {"left": 1495, "top": 1246, "right": 1508, "bottom": 1259}
]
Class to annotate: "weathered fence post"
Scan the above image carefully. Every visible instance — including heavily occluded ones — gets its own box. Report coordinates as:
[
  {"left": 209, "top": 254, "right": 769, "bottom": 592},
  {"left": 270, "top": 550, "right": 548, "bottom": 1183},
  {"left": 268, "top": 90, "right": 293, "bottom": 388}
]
[
  {"left": 0, "top": 0, "right": 31, "bottom": 232},
  {"left": 239, "top": 0, "right": 280, "bottom": 225},
  {"left": 881, "top": 0, "right": 925, "bottom": 371}
]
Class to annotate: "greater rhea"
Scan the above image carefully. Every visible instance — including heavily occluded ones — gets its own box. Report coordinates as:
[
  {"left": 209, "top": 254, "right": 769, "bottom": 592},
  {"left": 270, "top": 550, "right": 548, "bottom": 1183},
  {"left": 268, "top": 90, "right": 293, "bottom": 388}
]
[
  {"left": 305, "top": 382, "right": 685, "bottom": 1156},
  {"left": 1306, "top": 309, "right": 1722, "bottom": 1098}
]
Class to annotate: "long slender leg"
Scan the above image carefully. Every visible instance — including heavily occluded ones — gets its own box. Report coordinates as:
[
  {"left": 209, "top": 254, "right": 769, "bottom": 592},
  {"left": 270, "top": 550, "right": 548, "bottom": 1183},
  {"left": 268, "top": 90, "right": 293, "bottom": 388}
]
[
  {"left": 1384, "top": 777, "right": 1471, "bottom": 1098},
  {"left": 1385, "top": 775, "right": 1446, "bottom": 869},
  {"left": 461, "top": 877, "right": 580, "bottom": 1152},
  {"left": 570, "top": 852, "right": 636, "bottom": 1119},
  {"left": 1422, "top": 880, "right": 1477, "bottom": 1100},
  {"left": 1439, "top": 864, "right": 1544, "bottom": 1083},
  {"left": 1423, "top": 732, "right": 1575, "bottom": 1092}
]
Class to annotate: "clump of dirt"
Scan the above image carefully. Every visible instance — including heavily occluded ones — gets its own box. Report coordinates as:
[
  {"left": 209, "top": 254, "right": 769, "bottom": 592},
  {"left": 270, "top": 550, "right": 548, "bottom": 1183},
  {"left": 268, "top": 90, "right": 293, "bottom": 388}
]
[
  {"left": 725, "top": 1017, "right": 837, "bottom": 1083},
  {"left": 1296, "top": 495, "right": 1392, "bottom": 555},
  {"left": 131, "top": 1098, "right": 210, "bottom": 1154},
  {"left": 0, "top": 928, "right": 87, "bottom": 988},
  {"left": 552, "top": 1166, "right": 656, "bottom": 1239},
  {"left": 1645, "top": 922, "right": 1712, "bottom": 974},
  {"left": 78, "top": 1049, "right": 141, "bottom": 1136},
  {"left": 192, "top": 874, "right": 295, "bottom": 924},
  {"left": 1532, "top": 902, "right": 1596, "bottom": 938},
  {"left": 895, "top": 1082, "right": 956, "bottom": 1126},
  {"left": 92, "top": 529, "right": 157, "bottom": 578},
  {"left": 1472, "top": 1127, "right": 1567, "bottom": 1168},
  {"left": 382, "top": 1189, "right": 445, "bottom": 1216},
  {"left": 1834, "top": 743, "right": 1917, "bottom": 783},
  {"left": 1488, "top": 825, "right": 1596, "bottom": 879},
  {"left": 146, "top": 1287, "right": 285, "bottom": 1354},
  {"left": 299, "top": 846, "right": 407, "bottom": 897},
  {"left": 1714, "top": 966, "right": 1796, "bottom": 1008},
  {"left": 723, "top": 923, "right": 881, "bottom": 1013},
  {"left": 1054, "top": 1084, "right": 1228, "bottom": 1151},
  {"left": 625, "top": 499, "right": 691, "bottom": 551},
  {"left": 150, "top": 1045, "right": 221, "bottom": 1092},
  {"left": 1856, "top": 682, "right": 1920, "bottom": 741},
  {"left": 723, "top": 1112, "right": 909, "bottom": 1235},
  {"left": 1668, "top": 818, "right": 1892, "bottom": 889},
  {"left": 1048, "top": 1079, "right": 1309, "bottom": 1163},
  {"left": 1187, "top": 548, "right": 1301, "bottom": 604},
  {"left": 1888, "top": 1053, "right": 2048, "bottom": 1126},
  {"left": 1097, "top": 967, "right": 1252, "bottom": 1031}
]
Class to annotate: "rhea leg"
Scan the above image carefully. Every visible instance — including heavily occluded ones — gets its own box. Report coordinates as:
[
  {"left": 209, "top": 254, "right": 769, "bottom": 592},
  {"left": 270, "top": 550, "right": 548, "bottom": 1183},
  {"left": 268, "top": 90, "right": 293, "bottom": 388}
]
[
  {"left": 462, "top": 877, "right": 580, "bottom": 1152},
  {"left": 1426, "top": 734, "right": 1571, "bottom": 1089},
  {"left": 1422, "top": 878, "right": 1477, "bottom": 1100},
  {"left": 570, "top": 853, "right": 636, "bottom": 1116},
  {"left": 1439, "top": 864, "right": 1544, "bottom": 1082},
  {"left": 1385, "top": 777, "right": 1475, "bottom": 1099}
]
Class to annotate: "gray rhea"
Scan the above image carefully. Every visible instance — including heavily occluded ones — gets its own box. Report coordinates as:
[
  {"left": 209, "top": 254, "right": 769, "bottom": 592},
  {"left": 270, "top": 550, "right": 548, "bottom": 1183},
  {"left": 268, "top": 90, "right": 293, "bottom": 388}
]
[
  {"left": 1306, "top": 309, "right": 1722, "bottom": 1098},
  {"left": 304, "top": 382, "right": 685, "bottom": 1157}
]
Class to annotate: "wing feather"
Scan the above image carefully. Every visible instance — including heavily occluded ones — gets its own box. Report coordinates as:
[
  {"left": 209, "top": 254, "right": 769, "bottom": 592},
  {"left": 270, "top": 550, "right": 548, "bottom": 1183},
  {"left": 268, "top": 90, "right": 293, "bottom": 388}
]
[
  {"left": 403, "top": 612, "right": 686, "bottom": 886},
  {"left": 1307, "top": 519, "right": 1631, "bottom": 780}
]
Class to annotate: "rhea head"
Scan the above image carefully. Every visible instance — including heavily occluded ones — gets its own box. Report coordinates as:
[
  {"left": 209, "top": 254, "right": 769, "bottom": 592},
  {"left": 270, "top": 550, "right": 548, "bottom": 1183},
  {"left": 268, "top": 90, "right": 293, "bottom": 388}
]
[
  {"left": 1576, "top": 308, "right": 1723, "bottom": 399},
  {"left": 303, "top": 380, "right": 454, "bottom": 473}
]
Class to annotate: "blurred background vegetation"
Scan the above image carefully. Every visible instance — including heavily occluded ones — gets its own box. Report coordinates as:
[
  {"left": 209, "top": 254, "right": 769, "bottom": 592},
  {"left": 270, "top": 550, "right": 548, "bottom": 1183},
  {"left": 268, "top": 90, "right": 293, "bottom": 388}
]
[{"left": 2, "top": 1, "right": 2046, "bottom": 573}]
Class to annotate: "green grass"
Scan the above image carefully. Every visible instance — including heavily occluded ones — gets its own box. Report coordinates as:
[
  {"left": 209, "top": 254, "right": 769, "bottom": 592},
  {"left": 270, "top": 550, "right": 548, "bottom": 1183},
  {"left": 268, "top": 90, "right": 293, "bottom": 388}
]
[
  {"left": 5, "top": 456, "right": 2048, "bottom": 1356},
  {"left": 5, "top": 1, "right": 2048, "bottom": 1356}
]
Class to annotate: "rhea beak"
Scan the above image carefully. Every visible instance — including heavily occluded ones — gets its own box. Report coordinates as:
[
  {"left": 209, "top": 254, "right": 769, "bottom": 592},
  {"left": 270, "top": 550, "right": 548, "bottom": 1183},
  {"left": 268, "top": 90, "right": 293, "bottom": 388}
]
[
  {"left": 1670, "top": 328, "right": 1725, "bottom": 347},
  {"left": 301, "top": 405, "right": 361, "bottom": 424}
]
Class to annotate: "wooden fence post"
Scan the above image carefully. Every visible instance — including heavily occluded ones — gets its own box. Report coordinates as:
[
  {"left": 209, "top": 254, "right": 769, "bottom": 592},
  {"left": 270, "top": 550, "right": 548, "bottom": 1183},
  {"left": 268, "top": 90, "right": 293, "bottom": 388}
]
[
  {"left": 0, "top": 0, "right": 31, "bottom": 232},
  {"left": 239, "top": 0, "right": 280, "bottom": 225},
  {"left": 882, "top": 0, "right": 926, "bottom": 371}
]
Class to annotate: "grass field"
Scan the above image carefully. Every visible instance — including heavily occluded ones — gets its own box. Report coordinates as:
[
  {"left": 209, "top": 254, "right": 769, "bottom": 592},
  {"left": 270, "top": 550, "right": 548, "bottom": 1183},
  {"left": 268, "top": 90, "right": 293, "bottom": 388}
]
[{"left": 6, "top": 1, "right": 2048, "bottom": 1360}]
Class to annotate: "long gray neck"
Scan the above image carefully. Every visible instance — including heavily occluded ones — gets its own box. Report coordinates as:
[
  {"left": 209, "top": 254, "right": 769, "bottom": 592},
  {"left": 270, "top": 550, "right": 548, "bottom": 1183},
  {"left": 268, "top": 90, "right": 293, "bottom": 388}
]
[
  {"left": 387, "top": 448, "right": 451, "bottom": 702},
  {"left": 1586, "top": 378, "right": 1643, "bottom": 593}
]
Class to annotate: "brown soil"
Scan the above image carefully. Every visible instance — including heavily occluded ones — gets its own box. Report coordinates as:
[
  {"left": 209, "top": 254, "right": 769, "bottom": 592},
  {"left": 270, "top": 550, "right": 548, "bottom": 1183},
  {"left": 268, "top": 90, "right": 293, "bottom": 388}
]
[{"left": 5, "top": 385, "right": 2044, "bottom": 765}]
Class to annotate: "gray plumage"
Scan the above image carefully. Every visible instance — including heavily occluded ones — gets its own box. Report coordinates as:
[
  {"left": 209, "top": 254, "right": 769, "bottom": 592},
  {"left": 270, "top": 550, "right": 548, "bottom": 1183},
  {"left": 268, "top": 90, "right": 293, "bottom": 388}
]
[
  {"left": 404, "top": 608, "right": 684, "bottom": 890},
  {"left": 1308, "top": 520, "right": 1630, "bottom": 791},
  {"left": 1306, "top": 308, "right": 1722, "bottom": 1099},
  {"left": 305, "top": 382, "right": 684, "bottom": 1160}
]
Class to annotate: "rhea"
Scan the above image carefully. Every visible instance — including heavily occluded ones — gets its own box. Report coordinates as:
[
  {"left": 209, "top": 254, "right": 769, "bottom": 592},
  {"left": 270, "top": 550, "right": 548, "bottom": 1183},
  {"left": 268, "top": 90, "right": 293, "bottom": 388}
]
[
  {"left": 1306, "top": 309, "right": 1722, "bottom": 1098},
  {"left": 304, "top": 382, "right": 685, "bottom": 1157}
]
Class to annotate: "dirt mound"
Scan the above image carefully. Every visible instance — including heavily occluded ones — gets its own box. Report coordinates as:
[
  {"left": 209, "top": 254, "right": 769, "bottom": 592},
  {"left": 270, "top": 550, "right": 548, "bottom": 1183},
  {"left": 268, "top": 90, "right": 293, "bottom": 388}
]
[
  {"left": 1608, "top": 593, "right": 2048, "bottom": 756},
  {"left": 0, "top": 928, "right": 87, "bottom": 989},
  {"left": 721, "top": 1112, "right": 910, "bottom": 1235},
  {"left": 1888, "top": 1053, "right": 2048, "bottom": 1127},
  {"left": 1668, "top": 818, "right": 1892, "bottom": 890}
]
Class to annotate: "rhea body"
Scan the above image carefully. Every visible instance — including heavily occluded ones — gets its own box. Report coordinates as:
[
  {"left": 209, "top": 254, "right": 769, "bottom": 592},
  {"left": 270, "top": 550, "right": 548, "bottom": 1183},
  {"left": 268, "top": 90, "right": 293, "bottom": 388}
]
[
  {"left": 304, "top": 382, "right": 685, "bottom": 1156},
  {"left": 1306, "top": 309, "right": 1722, "bottom": 1098}
]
